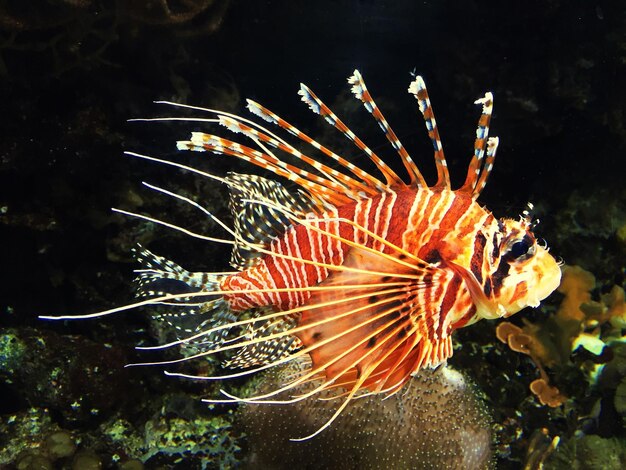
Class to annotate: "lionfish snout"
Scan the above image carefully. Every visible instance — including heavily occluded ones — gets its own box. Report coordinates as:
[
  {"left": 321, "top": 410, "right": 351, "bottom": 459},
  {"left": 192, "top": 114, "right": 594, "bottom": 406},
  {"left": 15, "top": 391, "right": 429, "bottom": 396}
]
[
  {"left": 524, "top": 245, "right": 562, "bottom": 308},
  {"left": 498, "top": 241, "right": 562, "bottom": 316}
]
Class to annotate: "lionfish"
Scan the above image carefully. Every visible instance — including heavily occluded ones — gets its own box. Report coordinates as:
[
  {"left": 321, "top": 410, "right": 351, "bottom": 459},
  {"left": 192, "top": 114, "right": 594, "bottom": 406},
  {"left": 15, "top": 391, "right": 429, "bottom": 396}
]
[{"left": 43, "top": 70, "right": 562, "bottom": 440}]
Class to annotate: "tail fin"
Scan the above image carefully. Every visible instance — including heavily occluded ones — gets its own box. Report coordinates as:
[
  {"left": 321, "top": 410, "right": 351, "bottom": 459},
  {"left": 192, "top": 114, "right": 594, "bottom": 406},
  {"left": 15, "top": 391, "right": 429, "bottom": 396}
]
[{"left": 132, "top": 245, "right": 237, "bottom": 352}]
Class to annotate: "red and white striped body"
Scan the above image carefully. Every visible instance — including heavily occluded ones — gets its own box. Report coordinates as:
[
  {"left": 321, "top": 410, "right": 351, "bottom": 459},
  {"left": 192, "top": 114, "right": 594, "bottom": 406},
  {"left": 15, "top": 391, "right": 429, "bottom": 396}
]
[{"left": 222, "top": 188, "right": 496, "bottom": 334}]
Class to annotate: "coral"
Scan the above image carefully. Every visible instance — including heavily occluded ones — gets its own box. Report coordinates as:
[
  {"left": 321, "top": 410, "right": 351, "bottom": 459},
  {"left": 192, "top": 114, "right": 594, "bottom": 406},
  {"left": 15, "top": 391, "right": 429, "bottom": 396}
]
[
  {"left": 615, "top": 377, "right": 626, "bottom": 418},
  {"left": 15, "top": 452, "right": 54, "bottom": 470},
  {"left": 557, "top": 265, "right": 595, "bottom": 324},
  {"left": 0, "top": 327, "right": 135, "bottom": 426},
  {"left": 0, "top": 392, "right": 243, "bottom": 468},
  {"left": 69, "top": 451, "right": 103, "bottom": 470},
  {"left": 565, "top": 270, "right": 626, "bottom": 365},
  {"left": 142, "top": 413, "right": 241, "bottom": 466},
  {"left": 0, "top": 408, "right": 118, "bottom": 469},
  {"left": 239, "top": 360, "right": 493, "bottom": 469},
  {"left": 496, "top": 265, "right": 626, "bottom": 401},
  {"left": 99, "top": 392, "right": 243, "bottom": 468},
  {"left": 523, "top": 428, "right": 560, "bottom": 470},
  {"left": 0, "top": 408, "right": 56, "bottom": 465},
  {"left": 43, "top": 430, "right": 77, "bottom": 460},
  {"left": 492, "top": 264, "right": 626, "bottom": 467},
  {"left": 119, "top": 460, "right": 144, "bottom": 470},
  {"left": 597, "top": 343, "right": 626, "bottom": 431},
  {"left": 0, "top": 331, "right": 27, "bottom": 376},
  {"left": 545, "top": 434, "right": 626, "bottom": 470},
  {"left": 529, "top": 378, "right": 567, "bottom": 408},
  {"left": 607, "top": 286, "right": 626, "bottom": 330},
  {"left": 495, "top": 322, "right": 567, "bottom": 407}
]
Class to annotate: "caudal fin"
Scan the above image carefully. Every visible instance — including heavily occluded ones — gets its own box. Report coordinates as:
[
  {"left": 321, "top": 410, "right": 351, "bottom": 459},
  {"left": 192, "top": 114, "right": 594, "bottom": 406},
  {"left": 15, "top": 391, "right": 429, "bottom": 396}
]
[{"left": 132, "top": 245, "right": 237, "bottom": 352}]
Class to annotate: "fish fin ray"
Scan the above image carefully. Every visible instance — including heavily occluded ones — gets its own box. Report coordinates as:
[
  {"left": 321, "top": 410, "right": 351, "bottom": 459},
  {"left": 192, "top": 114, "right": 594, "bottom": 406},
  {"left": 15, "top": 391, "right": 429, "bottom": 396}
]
[
  {"left": 348, "top": 70, "right": 426, "bottom": 188},
  {"left": 132, "top": 245, "right": 238, "bottom": 348},
  {"left": 408, "top": 75, "right": 450, "bottom": 189},
  {"left": 245, "top": 98, "right": 385, "bottom": 196},
  {"left": 298, "top": 82, "right": 405, "bottom": 187},
  {"left": 459, "top": 92, "right": 498, "bottom": 197},
  {"left": 296, "top": 246, "right": 456, "bottom": 395},
  {"left": 224, "top": 172, "right": 317, "bottom": 269},
  {"left": 222, "top": 309, "right": 303, "bottom": 369}
]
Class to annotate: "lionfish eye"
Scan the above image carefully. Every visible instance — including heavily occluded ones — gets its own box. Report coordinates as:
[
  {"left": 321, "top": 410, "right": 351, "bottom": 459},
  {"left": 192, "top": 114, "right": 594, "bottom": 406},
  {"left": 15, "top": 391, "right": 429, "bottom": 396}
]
[
  {"left": 510, "top": 240, "right": 530, "bottom": 257},
  {"left": 508, "top": 236, "right": 536, "bottom": 261}
]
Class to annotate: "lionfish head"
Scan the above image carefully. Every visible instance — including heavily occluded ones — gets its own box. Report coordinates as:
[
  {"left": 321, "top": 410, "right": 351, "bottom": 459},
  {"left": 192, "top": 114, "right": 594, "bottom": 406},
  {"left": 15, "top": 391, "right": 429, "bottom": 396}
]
[{"left": 485, "top": 211, "right": 562, "bottom": 318}]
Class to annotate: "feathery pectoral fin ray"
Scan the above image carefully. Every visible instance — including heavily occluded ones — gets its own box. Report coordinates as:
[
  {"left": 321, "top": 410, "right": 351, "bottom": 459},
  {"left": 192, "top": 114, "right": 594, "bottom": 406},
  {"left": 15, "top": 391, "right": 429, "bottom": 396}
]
[{"left": 295, "top": 245, "right": 456, "bottom": 394}]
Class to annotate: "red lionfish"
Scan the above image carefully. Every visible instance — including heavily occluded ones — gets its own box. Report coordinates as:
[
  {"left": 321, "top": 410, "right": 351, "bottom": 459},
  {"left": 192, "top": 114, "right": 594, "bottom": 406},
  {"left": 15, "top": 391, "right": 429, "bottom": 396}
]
[{"left": 43, "top": 70, "right": 562, "bottom": 440}]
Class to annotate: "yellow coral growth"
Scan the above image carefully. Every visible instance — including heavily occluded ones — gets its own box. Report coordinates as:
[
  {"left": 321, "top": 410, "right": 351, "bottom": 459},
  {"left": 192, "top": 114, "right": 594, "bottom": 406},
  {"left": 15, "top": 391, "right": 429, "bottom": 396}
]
[
  {"left": 607, "top": 285, "right": 626, "bottom": 329},
  {"left": 556, "top": 265, "right": 595, "bottom": 323},
  {"left": 553, "top": 265, "right": 603, "bottom": 361},
  {"left": 496, "top": 264, "right": 625, "bottom": 405},
  {"left": 530, "top": 378, "right": 567, "bottom": 408},
  {"left": 496, "top": 322, "right": 566, "bottom": 407},
  {"left": 557, "top": 265, "right": 625, "bottom": 346}
]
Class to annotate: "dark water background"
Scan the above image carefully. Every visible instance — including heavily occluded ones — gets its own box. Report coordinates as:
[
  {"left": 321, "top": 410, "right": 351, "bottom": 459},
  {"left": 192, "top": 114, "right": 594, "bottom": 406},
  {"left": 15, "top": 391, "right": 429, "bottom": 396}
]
[{"left": 0, "top": 1, "right": 624, "bottom": 468}]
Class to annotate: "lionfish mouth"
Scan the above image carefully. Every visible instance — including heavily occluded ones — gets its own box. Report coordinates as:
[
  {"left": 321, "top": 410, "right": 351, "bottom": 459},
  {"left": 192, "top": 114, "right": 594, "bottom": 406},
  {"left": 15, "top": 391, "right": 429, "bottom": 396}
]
[{"left": 531, "top": 249, "right": 563, "bottom": 306}]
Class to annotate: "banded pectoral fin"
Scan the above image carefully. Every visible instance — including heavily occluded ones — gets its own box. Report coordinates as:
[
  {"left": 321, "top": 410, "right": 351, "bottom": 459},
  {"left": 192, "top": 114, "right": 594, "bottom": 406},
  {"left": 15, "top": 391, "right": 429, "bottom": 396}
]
[{"left": 294, "top": 245, "right": 458, "bottom": 395}]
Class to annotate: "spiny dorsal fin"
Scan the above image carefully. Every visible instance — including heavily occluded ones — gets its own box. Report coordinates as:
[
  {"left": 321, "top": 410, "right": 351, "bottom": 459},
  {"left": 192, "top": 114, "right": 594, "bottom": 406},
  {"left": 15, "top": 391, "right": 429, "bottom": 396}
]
[
  {"left": 175, "top": 71, "right": 500, "bottom": 202},
  {"left": 348, "top": 70, "right": 427, "bottom": 188},
  {"left": 225, "top": 172, "right": 318, "bottom": 269}
]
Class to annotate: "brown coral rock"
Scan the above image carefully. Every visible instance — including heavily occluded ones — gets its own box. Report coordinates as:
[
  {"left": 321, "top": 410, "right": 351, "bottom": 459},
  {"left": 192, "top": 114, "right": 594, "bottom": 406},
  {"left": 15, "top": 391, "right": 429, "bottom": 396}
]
[
  {"left": 239, "top": 363, "right": 493, "bottom": 470},
  {"left": 529, "top": 378, "right": 566, "bottom": 408},
  {"left": 495, "top": 322, "right": 523, "bottom": 344}
]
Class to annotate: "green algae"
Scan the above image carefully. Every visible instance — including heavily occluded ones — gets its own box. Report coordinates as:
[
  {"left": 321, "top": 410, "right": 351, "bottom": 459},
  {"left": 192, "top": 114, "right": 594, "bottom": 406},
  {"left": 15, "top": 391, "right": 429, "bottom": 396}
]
[
  {"left": 0, "top": 408, "right": 55, "bottom": 465},
  {"left": 100, "top": 395, "right": 243, "bottom": 468},
  {"left": 546, "top": 435, "right": 626, "bottom": 470},
  {"left": 0, "top": 331, "right": 27, "bottom": 377}
]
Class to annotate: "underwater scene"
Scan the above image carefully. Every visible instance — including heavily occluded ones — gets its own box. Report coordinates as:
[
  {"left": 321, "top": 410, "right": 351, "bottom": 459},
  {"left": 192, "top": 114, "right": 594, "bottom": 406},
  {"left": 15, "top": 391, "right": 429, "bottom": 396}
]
[{"left": 0, "top": 1, "right": 625, "bottom": 469}]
